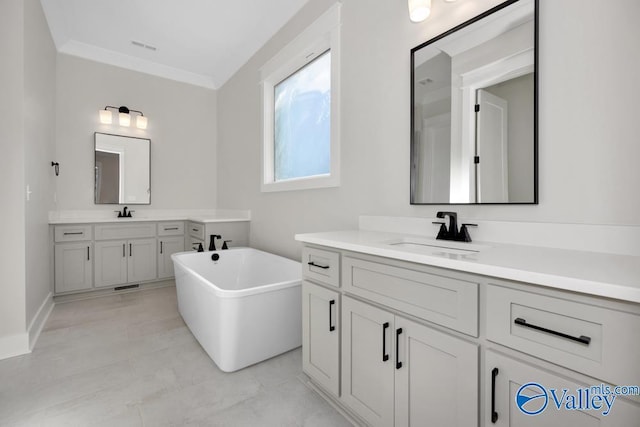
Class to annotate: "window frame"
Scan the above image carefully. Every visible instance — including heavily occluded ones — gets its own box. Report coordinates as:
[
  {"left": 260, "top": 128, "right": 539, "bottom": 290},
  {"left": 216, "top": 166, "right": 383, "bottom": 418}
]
[{"left": 260, "top": 4, "right": 341, "bottom": 193}]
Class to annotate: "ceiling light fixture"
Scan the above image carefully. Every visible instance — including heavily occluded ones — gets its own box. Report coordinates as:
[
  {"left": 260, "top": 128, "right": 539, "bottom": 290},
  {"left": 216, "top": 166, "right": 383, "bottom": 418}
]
[
  {"left": 99, "top": 105, "right": 148, "bottom": 129},
  {"left": 408, "top": 0, "right": 431, "bottom": 23}
]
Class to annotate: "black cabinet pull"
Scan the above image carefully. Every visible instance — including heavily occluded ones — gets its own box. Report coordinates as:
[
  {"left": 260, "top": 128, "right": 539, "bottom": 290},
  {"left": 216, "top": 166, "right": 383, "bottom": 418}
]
[
  {"left": 122, "top": 243, "right": 125, "bottom": 257},
  {"left": 64, "top": 232, "right": 83, "bottom": 235},
  {"left": 308, "top": 261, "right": 330, "bottom": 269},
  {"left": 129, "top": 243, "right": 132, "bottom": 257},
  {"left": 160, "top": 241, "right": 163, "bottom": 254},
  {"left": 329, "top": 300, "right": 336, "bottom": 332},
  {"left": 192, "top": 228, "right": 198, "bottom": 232},
  {"left": 514, "top": 318, "right": 591, "bottom": 345},
  {"left": 395, "top": 328, "right": 403, "bottom": 369},
  {"left": 491, "top": 368, "right": 499, "bottom": 423},
  {"left": 87, "top": 246, "right": 90, "bottom": 261},
  {"left": 382, "top": 322, "right": 390, "bottom": 362},
  {"left": 164, "top": 227, "right": 179, "bottom": 231}
]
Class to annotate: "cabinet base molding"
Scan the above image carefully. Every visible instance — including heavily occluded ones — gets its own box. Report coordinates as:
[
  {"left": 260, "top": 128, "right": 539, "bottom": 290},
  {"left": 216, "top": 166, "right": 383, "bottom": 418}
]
[
  {"left": 299, "top": 374, "right": 365, "bottom": 427},
  {"left": 53, "top": 280, "right": 175, "bottom": 304}
]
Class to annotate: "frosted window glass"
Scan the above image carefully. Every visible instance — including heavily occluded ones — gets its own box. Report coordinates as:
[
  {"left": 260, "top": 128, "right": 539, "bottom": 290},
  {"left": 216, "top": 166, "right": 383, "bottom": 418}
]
[{"left": 274, "top": 50, "right": 331, "bottom": 181}]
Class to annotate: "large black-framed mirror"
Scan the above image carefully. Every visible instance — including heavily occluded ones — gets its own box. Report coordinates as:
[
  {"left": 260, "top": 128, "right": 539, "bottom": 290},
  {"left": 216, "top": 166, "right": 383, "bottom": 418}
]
[
  {"left": 410, "top": 0, "right": 538, "bottom": 204},
  {"left": 94, "top": 132, "right": 151, "bottom": 204}
]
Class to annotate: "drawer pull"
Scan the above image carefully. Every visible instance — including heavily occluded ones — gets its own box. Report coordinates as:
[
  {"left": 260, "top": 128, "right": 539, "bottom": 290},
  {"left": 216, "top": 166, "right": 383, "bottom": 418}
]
[
  {"left": 514, "top": 318, "right": 591, "bottom": 345},
  {"left": 64, "top": 232, "right": 83, "bottom": 235},
  {"left": 382, "top": 322, "right": 390, "bottom": 362},
  {"left": 164, "top": 227, "right": 179, "bottom": 231},
  {"left": 491, "top": 367, "right": 499, "bottom": 423},
  {"left": 192, "top": 228, "right": 199, "bottom": 232},
  {"left": 329, "top": 300, "right": 336, "bottom": 332},
  {"left": 395, "top": 328, "right": 403, "bottom": 369},
  {"left": 308, "top": 261, "right": 330, "bottom": 269}
]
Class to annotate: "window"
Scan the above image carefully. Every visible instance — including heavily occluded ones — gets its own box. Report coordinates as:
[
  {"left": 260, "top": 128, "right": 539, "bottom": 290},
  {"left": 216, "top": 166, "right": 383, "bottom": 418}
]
[{"left": 261, "top": 5, "right": 340, "bottom": 192}]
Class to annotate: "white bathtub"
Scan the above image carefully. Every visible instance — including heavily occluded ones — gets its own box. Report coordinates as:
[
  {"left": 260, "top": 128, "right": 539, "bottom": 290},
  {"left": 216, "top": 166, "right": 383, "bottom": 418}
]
[{"left": 171, "top": 248, "right": 302, "bottom": 372}]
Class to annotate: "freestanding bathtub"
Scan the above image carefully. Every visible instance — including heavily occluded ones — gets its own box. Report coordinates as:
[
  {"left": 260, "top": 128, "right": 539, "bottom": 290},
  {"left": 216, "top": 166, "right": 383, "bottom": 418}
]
[{"left": 171, "top": 248, "right": 302, "bottom": 372}]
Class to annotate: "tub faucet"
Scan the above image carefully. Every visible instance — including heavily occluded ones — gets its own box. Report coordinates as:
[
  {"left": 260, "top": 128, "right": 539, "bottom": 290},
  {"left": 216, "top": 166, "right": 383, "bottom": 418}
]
[
  {"left": 209, "top": 234, "right": 221, "bottom": 251},
  {"left": 433, "top": 211, "right": 476, "bottom": 242}
]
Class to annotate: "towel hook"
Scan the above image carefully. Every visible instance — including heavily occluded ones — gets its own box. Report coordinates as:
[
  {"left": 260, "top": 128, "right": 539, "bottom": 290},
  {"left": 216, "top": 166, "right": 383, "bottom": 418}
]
[{"left": 51, "top": 161, "right": 59, "bottom": 176}]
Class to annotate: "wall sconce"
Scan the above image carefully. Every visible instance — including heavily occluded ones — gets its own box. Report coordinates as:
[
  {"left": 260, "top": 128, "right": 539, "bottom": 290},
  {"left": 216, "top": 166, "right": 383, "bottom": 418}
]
[
  {"left": 408, "top": 0, "right": 431, "bottom": 23},
  {"left": 99, "top": 105, "right": 148, "bottom": 129}
]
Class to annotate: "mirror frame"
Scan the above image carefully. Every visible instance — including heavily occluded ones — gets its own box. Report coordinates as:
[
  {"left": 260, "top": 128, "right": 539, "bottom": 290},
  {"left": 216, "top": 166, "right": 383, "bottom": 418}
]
[
  {"left": 410, "top": 0, "right": 538, "bottom": 205},
  {"left": 94, "top": 132, "right": 151, "bottom": 205}
]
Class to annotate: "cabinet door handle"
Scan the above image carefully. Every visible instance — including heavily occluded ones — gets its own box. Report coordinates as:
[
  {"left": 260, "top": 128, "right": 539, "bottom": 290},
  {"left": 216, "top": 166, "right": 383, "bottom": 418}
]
[
  {"left": 514, "top": 317, "right": 591, "bottom": 345},
  {"left": 122, "top": 243, "right": 125, "bottom": 257},
  {"left": 491, "top": 367, "right": 499, "bottom": 423},
  {"left": 328, "top": 300, "right": 336, "bottom": 332},
  {"left": 395, "top": 328, "right": 403, "bottom": 369},
  {"left": 64, "top": 232, "right": 83, "bottom": 235},
  {"left": 87, "top": 246, "right": 90, "bottom": 261},
  {"left": 160, "top": 241, "right": 163, "bottom": 254},
  {"left": 308, "top": 261, "right": 330, "bottom": 269},
  {"left": 382, "top": 322, "right": 390, "bottom": 362},
  {"left": 129, "top": 243, "right": 132, "bottom": 257}
]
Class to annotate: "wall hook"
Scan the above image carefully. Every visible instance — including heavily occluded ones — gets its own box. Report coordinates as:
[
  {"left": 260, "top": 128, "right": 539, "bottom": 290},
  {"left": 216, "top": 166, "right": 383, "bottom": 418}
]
[{"left": 51, "top": 161, "right": 59, "bottom": 176}]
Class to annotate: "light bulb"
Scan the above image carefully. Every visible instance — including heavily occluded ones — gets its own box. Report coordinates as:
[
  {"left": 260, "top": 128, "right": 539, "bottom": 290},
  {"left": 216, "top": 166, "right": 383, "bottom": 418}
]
[
  {"left": 99, "top": 109, "right": 112, "bottom": 124},
  {"left": 408, "top": 0, "right": 431, "bottom": 23}
]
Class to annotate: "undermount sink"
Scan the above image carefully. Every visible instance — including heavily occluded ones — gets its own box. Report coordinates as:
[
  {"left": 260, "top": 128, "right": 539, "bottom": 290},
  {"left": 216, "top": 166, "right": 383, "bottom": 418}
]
[{"left": 383, "top": 237, "right": 489, "bottom": 255}]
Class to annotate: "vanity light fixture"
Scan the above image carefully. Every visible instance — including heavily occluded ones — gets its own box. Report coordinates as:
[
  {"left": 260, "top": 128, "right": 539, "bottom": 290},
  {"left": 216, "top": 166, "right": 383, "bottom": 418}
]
[
  {"left": 408, "top": 0, "right": 431, "bottom": 23},
  {"left": 99, "top": 105, "right": 148, "bottom": 129}
]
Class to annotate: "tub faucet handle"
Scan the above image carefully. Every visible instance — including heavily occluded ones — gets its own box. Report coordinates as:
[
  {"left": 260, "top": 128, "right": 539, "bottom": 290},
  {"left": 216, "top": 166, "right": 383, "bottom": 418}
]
[{"left": 222, "top": 240, "right": 232, "bottom": 250}]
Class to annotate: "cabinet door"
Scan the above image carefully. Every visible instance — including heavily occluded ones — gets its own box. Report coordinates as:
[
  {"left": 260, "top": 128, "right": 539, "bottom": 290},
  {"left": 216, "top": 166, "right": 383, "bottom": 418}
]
[
  {"left": 158, "top": 236, "right": 184, "bottom": 279},
  {"left": 94, "top": 240, "right": 127, "bottom": 287},
  {"left": 54, "top": 243, "right": 93, "bottom": 293},
  {"left": 395, "top": 317, "right": 478, "bottom": 427},
  {"left": 128, "top": 238, "right": 157, "bottom": 283},
  {"left": 302, "top": 281, "right": 340, "bottom": 396},
  {"left": 341, "top": 296, "right": 395, "bottom": 427},
  {"left": 486, "top": 350, "right": 640, "bottom": 427}
]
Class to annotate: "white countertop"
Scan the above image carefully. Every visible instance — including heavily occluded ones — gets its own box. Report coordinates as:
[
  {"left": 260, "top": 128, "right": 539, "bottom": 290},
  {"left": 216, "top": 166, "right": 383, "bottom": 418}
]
[
  {"left": 48, "top": 209, "right": 251, "bottom": 225},
  {"left": 295, "top": 230, "right": 640, "bottom": 304}
]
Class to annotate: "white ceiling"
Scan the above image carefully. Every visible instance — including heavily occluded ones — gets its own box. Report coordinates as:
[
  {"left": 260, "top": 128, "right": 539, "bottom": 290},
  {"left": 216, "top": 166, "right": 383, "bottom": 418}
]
[{"left": 40, "top": 0, "right": 311, "bottom": 89}]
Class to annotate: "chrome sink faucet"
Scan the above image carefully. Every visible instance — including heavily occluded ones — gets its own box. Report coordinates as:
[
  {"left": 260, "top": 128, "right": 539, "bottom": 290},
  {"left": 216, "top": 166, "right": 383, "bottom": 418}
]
[{"left": 433, "top": 211, "right": 477, "bottom": 242}]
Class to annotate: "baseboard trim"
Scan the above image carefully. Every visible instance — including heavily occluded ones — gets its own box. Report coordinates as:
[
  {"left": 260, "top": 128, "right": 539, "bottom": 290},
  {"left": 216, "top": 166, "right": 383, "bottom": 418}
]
[
  {"left": 0, "top": 333, "right": 30, "bottom": 361},
  {"left": 53, "top": 280, "right": 175, "bottom": 304},
  {"left": 28, "top": 292, "right": 54, "bottom": 350}
]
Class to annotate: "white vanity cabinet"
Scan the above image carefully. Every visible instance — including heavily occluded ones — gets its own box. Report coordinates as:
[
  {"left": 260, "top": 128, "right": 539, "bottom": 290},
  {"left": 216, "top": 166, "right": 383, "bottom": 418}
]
[
  {"left": 53, "top": 225, "right": 93, "bottom": 293},
  {"left": 158, "top": 222, "right": 186, "bottom": 279},
  {"left": 341, "top": 296, "right": 478, "bottom": 427},
  {"left": 302, "top": 281, "right": 340, "bottom": 397},
  {"left": 94, "top": 238, "right": 157, "bottom": 287}
]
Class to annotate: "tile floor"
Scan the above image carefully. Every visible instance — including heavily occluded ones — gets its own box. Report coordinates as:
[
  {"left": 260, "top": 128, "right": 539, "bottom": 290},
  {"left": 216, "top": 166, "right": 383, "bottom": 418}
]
[{"left": 0, "top": 286, "right": 351, "bottom": 426}]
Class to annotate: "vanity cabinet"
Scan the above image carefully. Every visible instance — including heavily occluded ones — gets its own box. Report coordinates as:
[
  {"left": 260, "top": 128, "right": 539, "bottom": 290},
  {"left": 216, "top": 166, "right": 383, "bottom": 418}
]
[
  {"left": 486, "top": 351, "right": 639, "bottom": 427},
  {"left": 302, "top": 281, "right": 340, "bottom": 397},
  {"left": 94, "top": 238, "right": 157, "bottom": 287},
  {"left": 54, "top": 242, "right": 93, "bottom": 293},
  {"left": 300, "top": 241, "right": 640, "bottom": 426},
  {"left": 341, "top": 296, "right": 478, "bottom": 427},
  {"left": 158, "top": 236, "right": 184, "bottom": 279},
  {"left": 53, "top": 225, "right": 93, "bottom": 293}
]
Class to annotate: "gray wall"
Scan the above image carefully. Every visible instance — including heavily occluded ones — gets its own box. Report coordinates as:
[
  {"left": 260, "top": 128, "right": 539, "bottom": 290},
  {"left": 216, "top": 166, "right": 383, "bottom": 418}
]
[
  {"left": 24, "top": 0, "right": 57, "bottom": 333},
  {"left": 0, "top": 0, "right": 56, "bottom": 355},
  {"left": 216, "top": 0, "right": 640, "bottom": 261},
  {"left": 55, "top": 55, "right": 217, "bottom": 211},
  {"left": 0, "top": 0, "right": 27, "bottom": 348}
]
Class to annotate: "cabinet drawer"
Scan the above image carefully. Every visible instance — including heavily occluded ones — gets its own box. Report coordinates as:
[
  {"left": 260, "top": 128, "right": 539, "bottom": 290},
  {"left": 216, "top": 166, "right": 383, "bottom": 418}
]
[
  {"left": 54, "top": 225, "right": 93, "bottom": 242},
  {"left": 188, "top": 222, "right": 205, "bottom": 240},
  {"left": 158, "top": 221, "right": 184, "bottom": 236},
  {"left": 343, "top": 256, "right": 479, "bottom": 336},
  {"left": 302, "top": 247, "right": 340, "bottom": 288},
  {"left": 486, "top": 284, "right": 640, "bottom": 387},
  {"left": 95, "top": 223, "right": 156, "bottom": 240}
]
